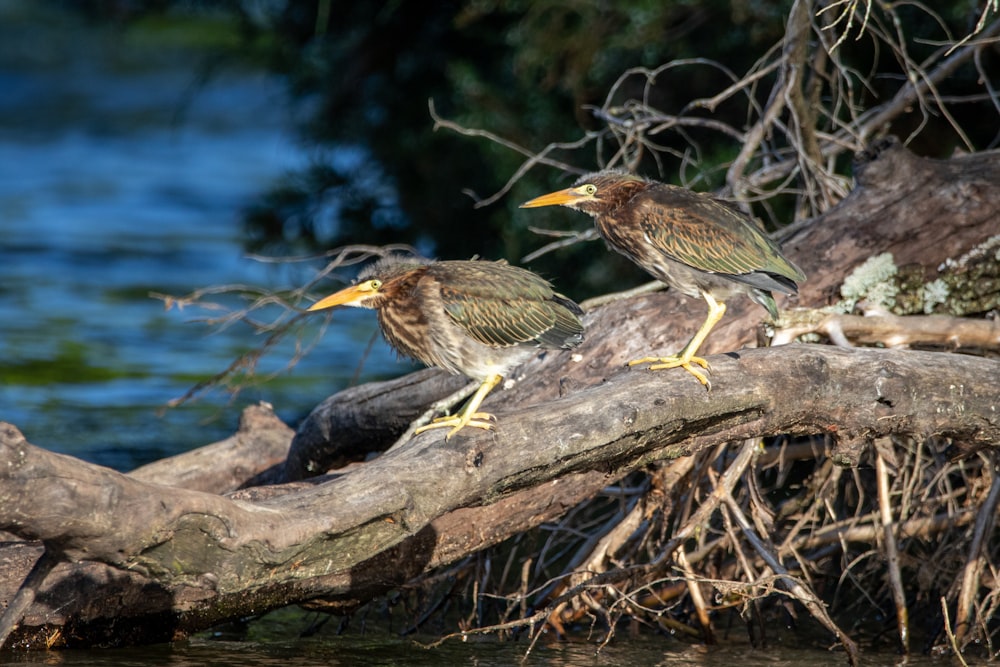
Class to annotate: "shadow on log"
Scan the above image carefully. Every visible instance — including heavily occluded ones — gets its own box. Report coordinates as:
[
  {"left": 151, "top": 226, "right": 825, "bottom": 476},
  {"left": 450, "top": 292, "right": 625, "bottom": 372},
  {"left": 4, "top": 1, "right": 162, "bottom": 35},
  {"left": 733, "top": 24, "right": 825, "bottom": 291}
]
[{"left": 1, "top": 140, "right": 999, "bottom": 652}]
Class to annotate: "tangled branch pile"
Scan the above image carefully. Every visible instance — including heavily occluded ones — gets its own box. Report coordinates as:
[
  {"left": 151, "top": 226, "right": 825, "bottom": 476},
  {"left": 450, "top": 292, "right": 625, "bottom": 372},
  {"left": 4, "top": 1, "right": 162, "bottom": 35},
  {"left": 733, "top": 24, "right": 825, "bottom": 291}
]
[{"left": 394, "top": 435, "right": 997, "bottom": 659}]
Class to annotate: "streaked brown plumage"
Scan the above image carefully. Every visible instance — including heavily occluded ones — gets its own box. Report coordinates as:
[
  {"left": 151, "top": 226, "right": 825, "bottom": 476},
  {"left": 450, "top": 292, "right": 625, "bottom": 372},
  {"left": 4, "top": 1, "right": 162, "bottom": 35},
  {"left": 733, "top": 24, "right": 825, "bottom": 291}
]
[
  {"left": 521, "top": 169, "right": 805, "bottom": 387},
  {"left": 308, "top": 256, "right": 584, "bottom": 438}
]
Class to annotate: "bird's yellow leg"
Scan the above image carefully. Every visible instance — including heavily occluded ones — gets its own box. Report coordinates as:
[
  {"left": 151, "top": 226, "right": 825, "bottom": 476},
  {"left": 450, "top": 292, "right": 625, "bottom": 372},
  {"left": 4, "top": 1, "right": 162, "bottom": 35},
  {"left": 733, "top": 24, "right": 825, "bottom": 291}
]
[
  {"left": 629, "top": 294, "right": 727, "bottom": 387},
  {"left": 414, "top": 373, "right": 502, "bottom": 439}
]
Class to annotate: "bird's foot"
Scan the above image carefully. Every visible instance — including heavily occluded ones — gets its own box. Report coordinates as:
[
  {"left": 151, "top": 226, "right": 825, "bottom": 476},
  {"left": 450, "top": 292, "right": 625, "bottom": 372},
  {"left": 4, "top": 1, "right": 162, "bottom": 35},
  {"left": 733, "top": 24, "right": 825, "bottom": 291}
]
[
  {"left": 414, "top": 412, "right": 497, "bottom": 440},
  {"left": 628, "top": 354, "right": 712, "bottom": 389}
]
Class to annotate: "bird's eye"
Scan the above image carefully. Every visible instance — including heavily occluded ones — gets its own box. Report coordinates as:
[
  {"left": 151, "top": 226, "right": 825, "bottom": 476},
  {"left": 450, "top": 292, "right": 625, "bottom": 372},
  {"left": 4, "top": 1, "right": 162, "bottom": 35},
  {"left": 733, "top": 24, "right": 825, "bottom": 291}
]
[
  {"left": 369, "top": 279, "right": 382, "bottom": 290},
  {"left": 583, "top": 184, "right": 597, "bottom": 195}
]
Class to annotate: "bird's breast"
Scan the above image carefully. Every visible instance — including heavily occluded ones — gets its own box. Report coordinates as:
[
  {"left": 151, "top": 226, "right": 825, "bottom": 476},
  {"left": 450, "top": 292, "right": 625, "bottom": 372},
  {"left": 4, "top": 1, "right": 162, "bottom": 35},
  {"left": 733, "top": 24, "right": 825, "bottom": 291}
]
[{"left": 376, "top": 303, "right": 433, "bottom": 365}]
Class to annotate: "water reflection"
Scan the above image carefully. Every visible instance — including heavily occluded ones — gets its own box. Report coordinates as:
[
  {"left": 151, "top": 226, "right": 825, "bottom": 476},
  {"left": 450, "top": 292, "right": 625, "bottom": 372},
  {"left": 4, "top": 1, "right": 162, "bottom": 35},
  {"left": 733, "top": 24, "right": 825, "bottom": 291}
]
[
  {"left": 0, "top": 1, "right": 402, "bottom": 469},
  {"left": 0, "top": 631, "right": 945, "bottom": 667}
]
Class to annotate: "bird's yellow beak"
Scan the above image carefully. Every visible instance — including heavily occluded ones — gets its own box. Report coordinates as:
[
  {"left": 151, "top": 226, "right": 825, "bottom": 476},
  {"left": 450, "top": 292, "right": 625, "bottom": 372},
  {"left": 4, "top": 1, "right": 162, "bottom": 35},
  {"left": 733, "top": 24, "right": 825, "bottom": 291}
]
[
  {"left": 307, "top": 280, "right": 380, "bottom": 311},
  {"left": 519, "top": 186, "right": 586, "bottom": 208}
]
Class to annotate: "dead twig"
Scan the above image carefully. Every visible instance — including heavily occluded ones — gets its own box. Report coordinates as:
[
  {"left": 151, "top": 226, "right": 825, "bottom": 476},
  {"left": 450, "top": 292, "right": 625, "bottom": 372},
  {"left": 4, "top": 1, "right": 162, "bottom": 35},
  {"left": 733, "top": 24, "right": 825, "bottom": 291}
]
[
  {"left": 876, "top": 447, "right": 909, "bottom": 655},
  {"left": 942, "top": 596, "right": 972, "bottom": 667},
  {"left": 721, "top": 487, "right": 860, "bottom": 665},
  {"left": 954, "top": 454, "right": 1000, "bottom": 647}
]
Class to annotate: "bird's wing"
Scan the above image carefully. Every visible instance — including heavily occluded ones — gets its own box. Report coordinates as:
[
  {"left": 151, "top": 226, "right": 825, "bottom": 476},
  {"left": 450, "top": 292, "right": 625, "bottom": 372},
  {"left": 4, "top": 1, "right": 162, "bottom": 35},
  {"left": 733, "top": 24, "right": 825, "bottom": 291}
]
[
  {"left": 635, "top": 186, "right": 805, "bottom": 282},
  {"left": 433, "top": 262, "right": 583, "bottom": 349}
]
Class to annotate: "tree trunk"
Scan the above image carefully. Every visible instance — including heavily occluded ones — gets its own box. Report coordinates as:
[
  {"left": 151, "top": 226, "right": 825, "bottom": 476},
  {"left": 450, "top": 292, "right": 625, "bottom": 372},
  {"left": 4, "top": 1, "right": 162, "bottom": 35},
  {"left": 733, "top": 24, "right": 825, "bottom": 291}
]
[{"left": 1, "top": 139, "right": 999, "bottom": 649}]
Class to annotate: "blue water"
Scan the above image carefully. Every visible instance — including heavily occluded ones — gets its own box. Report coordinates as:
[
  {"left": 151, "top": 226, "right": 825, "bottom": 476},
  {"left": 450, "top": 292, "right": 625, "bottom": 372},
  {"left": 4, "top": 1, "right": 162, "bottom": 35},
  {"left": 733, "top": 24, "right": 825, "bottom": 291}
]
[{"left": 0, "top": 2, "right": 403, "bottom": 470}]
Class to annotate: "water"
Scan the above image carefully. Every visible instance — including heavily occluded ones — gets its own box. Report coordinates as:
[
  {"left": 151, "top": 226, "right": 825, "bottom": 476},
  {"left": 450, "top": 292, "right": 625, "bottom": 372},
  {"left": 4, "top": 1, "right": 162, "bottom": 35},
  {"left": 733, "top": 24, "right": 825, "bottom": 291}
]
[
  {"left": 0, "top": 1, "right": 404, "bottom": 470},
  {"left": 0, "top": 625, "right": 951, "bottom": 666}
]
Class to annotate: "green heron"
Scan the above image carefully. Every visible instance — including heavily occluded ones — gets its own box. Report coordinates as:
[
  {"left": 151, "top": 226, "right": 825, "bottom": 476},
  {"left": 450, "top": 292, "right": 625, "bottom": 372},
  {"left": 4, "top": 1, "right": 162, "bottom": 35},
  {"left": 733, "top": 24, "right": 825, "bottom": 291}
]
[
  {"left": 308, "top": 256, "right": 584, "bottom": 438},
  {"left": 521, "top": 169, "right": 805, "bottom": 387}
]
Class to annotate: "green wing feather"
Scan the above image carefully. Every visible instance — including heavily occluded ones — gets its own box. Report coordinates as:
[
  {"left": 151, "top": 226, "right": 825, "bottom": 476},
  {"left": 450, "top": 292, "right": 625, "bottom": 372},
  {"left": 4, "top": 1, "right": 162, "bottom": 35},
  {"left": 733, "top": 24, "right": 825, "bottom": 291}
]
[
  {"left": 636, "top": 185, "right": 805, "bottom": 283},
  {"left": 432, "top": 261, "right": 583, "bottom": 349}
]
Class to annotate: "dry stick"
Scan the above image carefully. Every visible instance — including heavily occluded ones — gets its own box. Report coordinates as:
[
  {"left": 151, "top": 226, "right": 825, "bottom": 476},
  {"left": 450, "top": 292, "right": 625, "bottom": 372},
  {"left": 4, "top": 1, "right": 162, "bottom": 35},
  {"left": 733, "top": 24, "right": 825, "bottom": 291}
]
[
  {"left": 794, "top": 510, "right": 977, "bottom": 552},
  {"left": 578, "top": 493, "right": 647, "bottom": 577},
  {"left": 974, "top": 45, "right": 1000, "bottom": 122},
  {"left": 726, "top": 0, "right": 810, "bottom": 193},
  {"left": 821, "top": 0, "right": 875, "bottom": 51},
  {"left": 157, "top": 244, "right": 417, "bottom": 409},
  {"left": 521, "top": 228, "right": 598, "bottom": 263},
  {"left": 514, "top": 558, "right": 532, "bottom": 633},
  {"left": 718, "top": 504, "right": 768, "bottom": 647},
  {"left": 721, "top": 492, "right": 861, "bottom": 666},
  {"left": 954, "top": 454, "right": 1000, "bottom": 647},
  {"left": 942, "top": 597, "right": 972, "bottom": 667},
  {"left": 771, "top": 311, "right": 1000, "bottom": 350},
  {"left": 469, "top": 577, "right": 482, "bottom": 631},
  {"left": 675, "top": 548, "right": 715, "bottom": 644},
  {"left": 875, "top": 448, "right": 909, "bottom": 655},
  {"left": 782, "top": 0, "right": 824, "bottom": 171},
  {"left": 685, "top": 58, "right": 780, "bottom": 114},
  {"left": 786, "top": 1, "right": 861, "bottom": 214},
  {"left": 0, "top": 549, "right": 59, "bottom": 648},
  {"left": 725, "top": 55, "right": 788, "bottom": 194},
  {"left": 590, "top": 106, "right": 746, "bottom": 143},
  {"left": 899, "top": 440, "right": 924, "bottom": 528},
  {"left": 439, "top": 13, "right": 999, "bottom": 214},
  {"left": 719, "top": 500, "right": 760, "bottom": 586},
  {"left": 427, "top": 99, "right": 594, "bottom": 208},
  {"left": 948, "top": 0, "right": 1000, "bottom": 53}
]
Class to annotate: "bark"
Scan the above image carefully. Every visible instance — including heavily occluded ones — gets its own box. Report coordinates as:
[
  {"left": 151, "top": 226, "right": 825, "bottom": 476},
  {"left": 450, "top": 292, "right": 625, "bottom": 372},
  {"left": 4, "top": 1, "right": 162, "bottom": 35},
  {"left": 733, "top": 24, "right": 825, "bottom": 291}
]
[{"left": 1, "top": 139, "right": 999, "bottom": 649}]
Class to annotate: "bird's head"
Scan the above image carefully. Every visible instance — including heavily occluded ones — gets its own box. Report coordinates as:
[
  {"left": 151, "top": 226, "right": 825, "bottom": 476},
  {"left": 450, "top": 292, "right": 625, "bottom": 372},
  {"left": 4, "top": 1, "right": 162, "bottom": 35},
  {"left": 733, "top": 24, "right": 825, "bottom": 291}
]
[
  {"left": 307, "top": 278, "right": 385, "bottom": 311},
  {"left": 307, "top": 255, "right": 429, "bottom": 312},
  {"left": 520, "top": 169, "right": 646, "bottom": 216}
]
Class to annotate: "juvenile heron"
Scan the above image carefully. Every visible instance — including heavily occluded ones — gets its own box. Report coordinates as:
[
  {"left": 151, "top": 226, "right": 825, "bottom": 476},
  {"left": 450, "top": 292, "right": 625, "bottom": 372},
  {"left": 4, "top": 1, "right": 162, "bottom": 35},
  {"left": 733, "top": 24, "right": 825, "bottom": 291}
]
[
  {"left": 308, "top": 256, "right": 584, "bottom": 438},
  {"left": 521, "top": 169, "right": 804, "bottom": 387}
]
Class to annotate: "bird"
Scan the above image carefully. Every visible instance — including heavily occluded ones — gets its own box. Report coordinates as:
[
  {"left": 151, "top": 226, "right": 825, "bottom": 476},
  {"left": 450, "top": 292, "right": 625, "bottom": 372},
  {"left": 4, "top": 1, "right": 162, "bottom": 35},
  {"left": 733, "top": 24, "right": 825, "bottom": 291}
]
[
  {"left": 307, "top": 255, "right": 585, "bottom": 439},
  {"left": 520, "top": 169, "right": 805, "bottom": 387}
]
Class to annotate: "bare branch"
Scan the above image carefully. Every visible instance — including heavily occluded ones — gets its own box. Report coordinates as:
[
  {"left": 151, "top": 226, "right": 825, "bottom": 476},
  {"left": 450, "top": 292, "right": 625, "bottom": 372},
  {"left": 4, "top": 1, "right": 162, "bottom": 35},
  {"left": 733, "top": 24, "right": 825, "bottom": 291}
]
[
  {"left": 772, "top": 310, "right": 1000, "bottom": 350},
  {"left": 149, "top": 244, "right": 424, "bottom": 407},
  {"left": 428, "top": 98, "right": 596, "bottom": 207}
]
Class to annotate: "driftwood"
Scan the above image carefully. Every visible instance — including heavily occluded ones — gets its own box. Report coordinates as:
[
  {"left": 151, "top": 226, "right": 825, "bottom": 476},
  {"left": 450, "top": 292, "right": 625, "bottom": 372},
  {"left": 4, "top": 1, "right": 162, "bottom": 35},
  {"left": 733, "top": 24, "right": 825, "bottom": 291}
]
[{"left": 1, "top": 140, "right": 999, "bottom": 650}]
